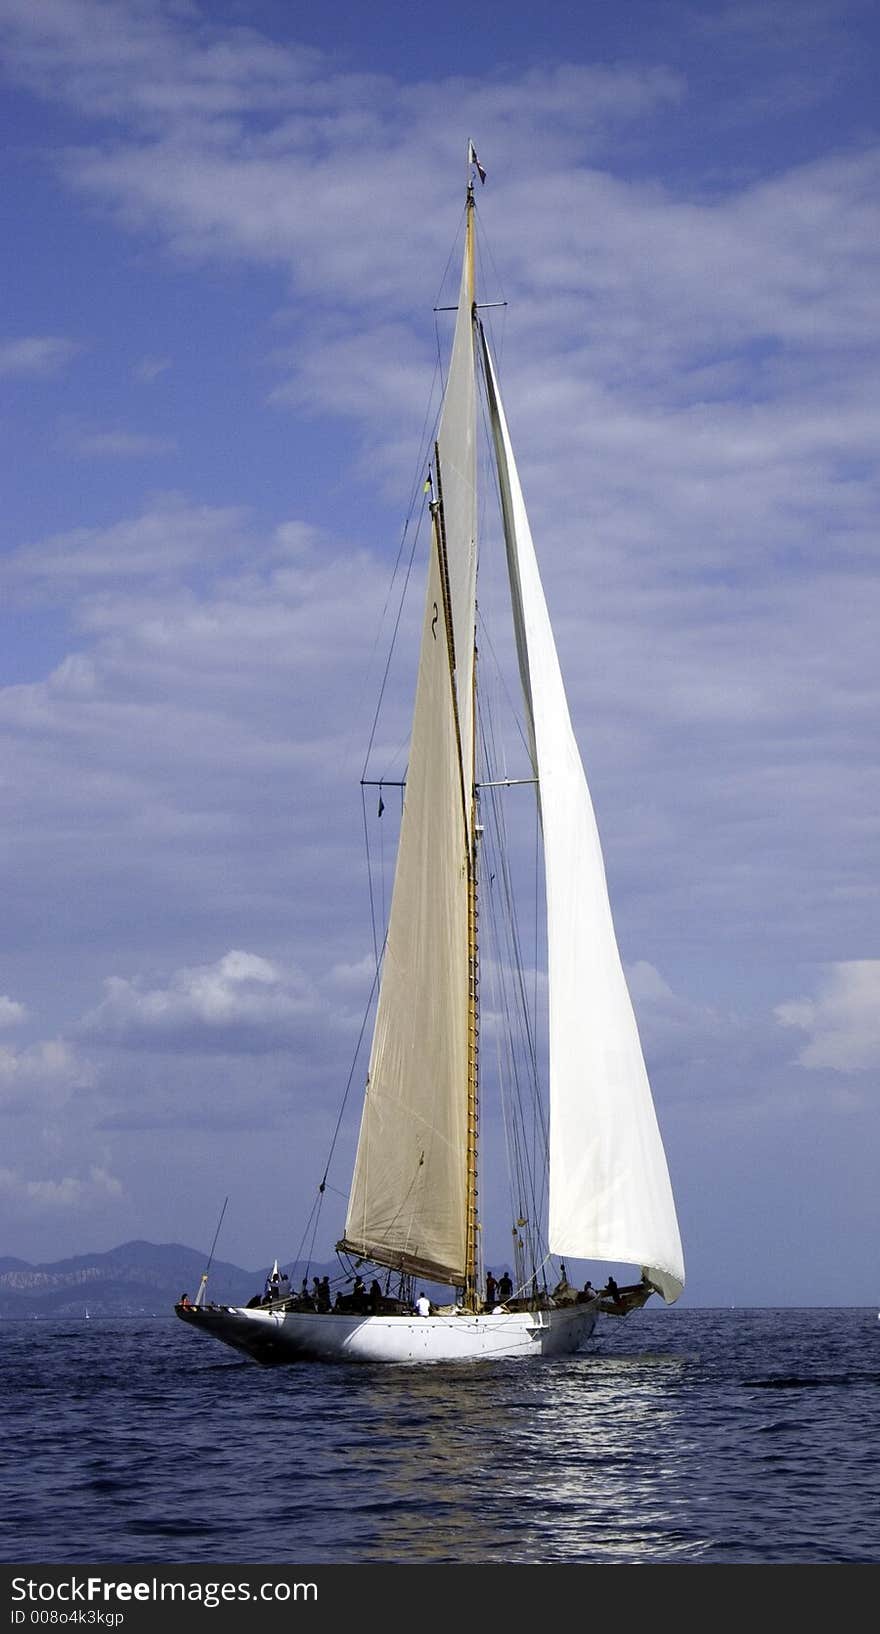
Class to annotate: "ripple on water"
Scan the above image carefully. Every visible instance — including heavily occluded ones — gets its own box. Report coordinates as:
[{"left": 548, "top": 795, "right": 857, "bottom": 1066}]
[{"left": 1, "top": 1309, "right": 877, "bottom": 1563}]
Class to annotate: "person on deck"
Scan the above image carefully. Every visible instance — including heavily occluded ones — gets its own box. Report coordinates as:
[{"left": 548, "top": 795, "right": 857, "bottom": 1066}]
[
  {"left": 415, "top": 1293, "right": 431, "bottom": 1317},
  {"left": 497, "top": 1272, "right": 513, "bottom": 1303},
  {"left": 485, "top": 1271, "right": 497, "bottom": 1308}
]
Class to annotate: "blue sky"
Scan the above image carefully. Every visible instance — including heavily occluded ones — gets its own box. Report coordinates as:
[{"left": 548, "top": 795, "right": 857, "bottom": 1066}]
[{"left": 1, "top": 0, "right": 877, "bottom": 1305}]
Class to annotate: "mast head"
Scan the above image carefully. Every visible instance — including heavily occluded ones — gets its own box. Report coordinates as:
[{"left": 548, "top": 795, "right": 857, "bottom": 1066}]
[{"left": 467, "top": 140, "right": 486, "bottom": 200}]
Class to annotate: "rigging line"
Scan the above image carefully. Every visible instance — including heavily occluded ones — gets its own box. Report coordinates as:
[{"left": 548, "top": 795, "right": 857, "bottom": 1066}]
[
  {"left": 294, "top": 926, "right": 386, "bottom": 1273},
  {"left": 293, "top": 1157, "right": 357, "bottom": 1288},
  {"left": 360, "top": 781, "right": 380, "bottom": 968},
  {"left": 197, "top": 1194, "right": 228, "bottom": 1295},
  {"left": 376, "top": 352, "right": 444, "bottom": 621},
  {"left": 432, "top": 197, "right": 468, "bottom": 314},
  {"left": 472, "top": 195, "right": 508, "bottom": 371},
  {"left": 478, "top": 706, "right": 550, "bottom": 1268},
  {"left": 484, "top": 751, "right": 542, "bottom": 1106},
  {"left": 359, "top": 345, "right": 445, "bottom": 784},
  {"left": 290, "top": 1182, "right": 327, "bottom": 1285},
  {"left": 318, "top": 947, "right": 383, "bottom": 1189},
  {"left": 432, "top": 196, "right": 469, "bottom": 400},
  {"left": 433, "top": 309, "right": 447, "bottom": 403},
  {"left": 483, "top": 817, "right": 546, "bottom": 1262},
  {"left": 317, "top": 935, "right": 386, "bottom": 1192},
  {"left": 483, "top": 895, "right": 523, "bottom": 1266},
  {"left": 475, "top": 605, "right": 532, "bottom": 766},
  {"left": 378, "top": 783, "right": 386, "bottom": 955},
  {"left": 360, "top": 502, "right": 425, "bottom": 781},
  {"left": 482, "top": 740, "right": 550, "bottom": 1240},
  {"left": 531, "top": 794, "right": 541, "bottom": 1197}
]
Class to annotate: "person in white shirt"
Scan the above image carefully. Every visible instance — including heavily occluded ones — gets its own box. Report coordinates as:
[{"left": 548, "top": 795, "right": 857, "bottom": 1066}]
[{"left": 415, "top": 1293, "right": 431, "bottom": 1317}]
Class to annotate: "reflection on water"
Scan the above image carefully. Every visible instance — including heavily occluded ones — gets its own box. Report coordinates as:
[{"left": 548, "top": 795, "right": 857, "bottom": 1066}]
[
  {"left": 1, "top": 1308, "right": 877, "bottom": 1564},
  {"left": 320, "top": 1346, "right": 701, "bottom": 1563}
]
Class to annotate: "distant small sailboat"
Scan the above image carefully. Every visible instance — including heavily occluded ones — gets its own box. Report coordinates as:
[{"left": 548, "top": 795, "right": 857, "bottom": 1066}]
[{"left": 177, "top": 145, "right": 684, "bottom": 1365}]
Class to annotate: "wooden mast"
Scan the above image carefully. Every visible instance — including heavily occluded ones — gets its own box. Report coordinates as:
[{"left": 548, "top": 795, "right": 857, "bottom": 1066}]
[{"left": 463, "top": 173, "right": 480, "bottom": 1311}]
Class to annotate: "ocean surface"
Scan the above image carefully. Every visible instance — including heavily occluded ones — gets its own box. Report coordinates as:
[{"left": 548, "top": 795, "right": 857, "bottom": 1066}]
[{"left": 2, "top": 1306, "right": 877, "bottom": 1566}]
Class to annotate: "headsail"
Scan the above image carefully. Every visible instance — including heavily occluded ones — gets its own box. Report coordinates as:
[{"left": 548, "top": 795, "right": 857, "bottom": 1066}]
[{"left": 479, "top": 326, "right": 685, "bottom": 1304}]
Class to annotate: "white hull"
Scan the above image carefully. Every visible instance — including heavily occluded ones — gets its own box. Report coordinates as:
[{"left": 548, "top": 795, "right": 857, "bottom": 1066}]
[{"left": 177, "top": 1300, "right": 598, "bottom": 1364}]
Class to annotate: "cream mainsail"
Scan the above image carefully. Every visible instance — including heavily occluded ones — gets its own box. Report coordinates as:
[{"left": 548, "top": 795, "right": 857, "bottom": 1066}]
[{"left": 340, "top": 214, "right": 477, "bottom": 1286}]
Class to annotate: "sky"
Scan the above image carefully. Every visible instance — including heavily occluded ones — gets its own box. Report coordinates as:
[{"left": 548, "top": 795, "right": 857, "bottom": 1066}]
[{"left": 1, "top": 0, "right": 877, "bottom": 1306}]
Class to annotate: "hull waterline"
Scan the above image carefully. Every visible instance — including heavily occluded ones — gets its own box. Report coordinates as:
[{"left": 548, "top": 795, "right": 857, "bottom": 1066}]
[{"left": 176, "top": 1300, "right": 598, "bottom": 1364}]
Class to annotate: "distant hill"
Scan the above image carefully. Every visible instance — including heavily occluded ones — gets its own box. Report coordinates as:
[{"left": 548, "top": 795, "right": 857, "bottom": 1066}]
[{"left": 0, "top": 1240, "right": 337, "bottom": 1318}]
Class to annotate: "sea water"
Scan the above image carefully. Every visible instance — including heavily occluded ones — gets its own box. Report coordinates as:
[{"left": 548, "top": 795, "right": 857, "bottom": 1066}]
[{"left": 2, "top": 1307, "right": 877, "bottom": 1565}]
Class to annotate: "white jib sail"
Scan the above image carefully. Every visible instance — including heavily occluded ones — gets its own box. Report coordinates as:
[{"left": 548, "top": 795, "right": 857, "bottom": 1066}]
[{"left": 480, "top": 330, "right": 685, "bottom": 1303}]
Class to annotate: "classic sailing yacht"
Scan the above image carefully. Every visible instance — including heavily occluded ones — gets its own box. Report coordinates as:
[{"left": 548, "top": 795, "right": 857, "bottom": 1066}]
[{"left": 177, "top": 149, "right": 684, "bottom": 1364}]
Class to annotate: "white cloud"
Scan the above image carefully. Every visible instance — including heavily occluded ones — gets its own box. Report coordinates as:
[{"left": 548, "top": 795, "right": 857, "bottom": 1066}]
[
  {"left": 64, "top": 427, "right": 177, "bottom": 458},
  {"left": 7, "top": 495, "right": 254, "bottom": 587},
  {"left": 272, "top": 520, "right": 322, "bottom": 558},
  {"left": 0, "top": 1164, "right": 123, "bottom": 1211},
  {"left": 0, "top": 335, "right": 82, "bottom": 377},
  {"left": 79, "top": 949, "right": 327, "bottom": 1050},
  {"left": 133, "top": 355, "right": 172, "bottom": 383},
  {"left": 776, "top": 961, "right": 880, "bottom": 1072},
  {"left": 0, "top": 997, "right": 28, "bottom": 1029},
  {"left": 0, "top": 1039, "right": 94, "bottom": 1112}
]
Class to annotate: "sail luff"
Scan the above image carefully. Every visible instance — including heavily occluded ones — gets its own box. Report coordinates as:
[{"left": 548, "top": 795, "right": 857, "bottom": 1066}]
[{"left": 478, "top": 325, "right": 685, "bottom": 1304}]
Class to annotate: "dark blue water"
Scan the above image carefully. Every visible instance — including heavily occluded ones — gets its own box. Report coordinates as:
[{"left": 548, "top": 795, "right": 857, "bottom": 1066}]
[{"left": 2, "top": 1308, "right": 877, "bottom": 1564}]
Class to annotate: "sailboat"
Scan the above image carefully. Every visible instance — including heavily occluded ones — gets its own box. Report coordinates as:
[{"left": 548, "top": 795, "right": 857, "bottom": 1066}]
[{"left": 176, "top": 148, "right": 684, "bottom": 1365}]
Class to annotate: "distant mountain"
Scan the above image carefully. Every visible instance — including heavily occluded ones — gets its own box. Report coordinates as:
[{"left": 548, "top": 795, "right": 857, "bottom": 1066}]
[{"left": 0, "top": 1240, "right": 336, "bottom": 1318}]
